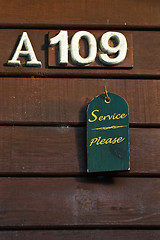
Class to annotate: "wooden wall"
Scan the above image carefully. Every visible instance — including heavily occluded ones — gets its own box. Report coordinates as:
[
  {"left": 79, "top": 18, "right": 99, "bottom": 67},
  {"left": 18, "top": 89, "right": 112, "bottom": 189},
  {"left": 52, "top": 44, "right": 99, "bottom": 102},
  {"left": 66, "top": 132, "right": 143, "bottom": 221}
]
[{"left": 0, "top": 0, "right": 159, "bottom": 239}]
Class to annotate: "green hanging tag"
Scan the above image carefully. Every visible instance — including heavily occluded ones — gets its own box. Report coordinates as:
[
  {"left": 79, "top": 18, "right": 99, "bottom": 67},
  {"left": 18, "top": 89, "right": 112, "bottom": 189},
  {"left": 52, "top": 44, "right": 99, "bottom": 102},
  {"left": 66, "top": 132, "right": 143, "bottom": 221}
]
[{"left": 87, "top": 89, "right": 130, "bottom": 173}]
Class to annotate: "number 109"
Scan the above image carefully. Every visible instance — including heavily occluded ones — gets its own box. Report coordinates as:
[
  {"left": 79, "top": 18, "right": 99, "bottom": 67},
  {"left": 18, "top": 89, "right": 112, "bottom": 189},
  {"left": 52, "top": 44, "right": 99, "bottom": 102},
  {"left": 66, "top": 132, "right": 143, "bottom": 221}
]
[{"left": 49, "top": 30, "right": 127, "bottom": 66}]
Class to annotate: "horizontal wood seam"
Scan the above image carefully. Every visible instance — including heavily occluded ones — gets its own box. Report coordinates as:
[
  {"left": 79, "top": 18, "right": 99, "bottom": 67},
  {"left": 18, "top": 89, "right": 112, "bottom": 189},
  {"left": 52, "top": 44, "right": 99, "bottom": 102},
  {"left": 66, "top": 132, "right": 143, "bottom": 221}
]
[
  {"left": 0, "top": 228, "right": 160, "bottom": 231},
  {"left": 1, "top": 25, "right": 160, "bottom": 30},
  {"left": 0, "top": 74, "right": 160, "bottom": 79},
  {"left": 0, "top": 123, "right": 159, "bottom": 128},
  {"left": 0, "top": 174, "right": 159, "bottom": 178},
  {"left": 0, "top": 171, "right": 159, "bottom": 177},
  {"left": 0, "top": 225, "right": 159, "bottom": 231}
]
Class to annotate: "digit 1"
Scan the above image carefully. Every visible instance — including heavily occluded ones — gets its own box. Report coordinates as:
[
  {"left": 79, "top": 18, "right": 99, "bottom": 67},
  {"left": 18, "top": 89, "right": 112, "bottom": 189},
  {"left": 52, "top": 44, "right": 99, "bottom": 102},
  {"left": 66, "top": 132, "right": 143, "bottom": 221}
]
[
  {"left": 99, "top": 32, "right": 127, "bottom": 65},
  {"left": 70, "top": 31, "right": 97, "bottom": 65},
  {"left": 50, "top": 30, "right": 68, "bottom": 65}
]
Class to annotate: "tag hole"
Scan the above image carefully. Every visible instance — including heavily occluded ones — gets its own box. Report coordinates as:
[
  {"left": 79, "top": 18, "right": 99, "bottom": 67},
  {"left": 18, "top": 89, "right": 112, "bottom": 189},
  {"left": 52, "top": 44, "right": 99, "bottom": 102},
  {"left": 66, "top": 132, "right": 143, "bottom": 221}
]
[{"left": 105, "top": 97, "right": 111, "bottom": 103}]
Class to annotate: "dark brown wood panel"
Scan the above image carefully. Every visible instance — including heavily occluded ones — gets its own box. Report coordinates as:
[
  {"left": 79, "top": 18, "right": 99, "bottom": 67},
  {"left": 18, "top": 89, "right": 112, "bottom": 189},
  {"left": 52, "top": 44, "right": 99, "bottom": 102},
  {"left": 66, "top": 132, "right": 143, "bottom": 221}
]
[
  {"left": 0, "top": 178, "right": 159, "bottom": 228},
  {"left": 0, "top": 127, "right": 159, "bottom": 176},
  {"left": 0, "top": 30, "right": 160, "bottom": 77},
  {"left": 0, "top": 230, "right": 160, "bottom": 240},
  {"left": 0, "top": 78, "right": 159, "bottom": 125},
  {"left": 0, "top": 0, "right": 159, "bottom": 28},
  {"left": 0, "top": 0, "right": 159, "bottom": 237}
]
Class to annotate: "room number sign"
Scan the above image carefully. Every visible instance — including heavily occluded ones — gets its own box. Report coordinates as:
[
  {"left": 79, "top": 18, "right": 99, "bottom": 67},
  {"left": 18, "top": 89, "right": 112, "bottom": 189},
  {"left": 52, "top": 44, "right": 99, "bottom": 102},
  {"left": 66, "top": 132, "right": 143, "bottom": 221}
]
[
  {"left": 50, "top": 31, "right": 127, "bottom": 66},
  {"left": 49, "top": 30, "right": 133, "bottom": 67},
  {"left": 7, "top": 30, "right": 133, "bottom": 68}
]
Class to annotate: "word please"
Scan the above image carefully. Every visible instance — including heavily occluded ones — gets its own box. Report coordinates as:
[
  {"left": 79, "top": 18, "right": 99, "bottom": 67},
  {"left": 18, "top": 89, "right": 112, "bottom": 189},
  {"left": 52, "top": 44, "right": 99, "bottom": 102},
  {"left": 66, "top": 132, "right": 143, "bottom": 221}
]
[
  {"left": 90, "top": 136, "right": 125, "bottom": 146},
  {"left": 88, "top": 110, "right": 127, "bottom": 123}
]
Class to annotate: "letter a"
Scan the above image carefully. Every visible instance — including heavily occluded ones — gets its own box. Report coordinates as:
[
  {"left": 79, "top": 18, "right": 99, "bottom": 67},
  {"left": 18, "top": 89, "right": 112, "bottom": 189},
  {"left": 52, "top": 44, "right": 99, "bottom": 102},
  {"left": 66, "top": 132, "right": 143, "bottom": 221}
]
[{"left": 7, "top": 32, "right": 41, "bottom": 67}]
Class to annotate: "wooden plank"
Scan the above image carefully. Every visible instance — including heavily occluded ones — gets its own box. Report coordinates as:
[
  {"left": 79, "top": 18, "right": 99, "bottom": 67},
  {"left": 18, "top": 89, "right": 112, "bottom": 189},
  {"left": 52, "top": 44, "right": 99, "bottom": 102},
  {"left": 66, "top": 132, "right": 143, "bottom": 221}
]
[
  {"left": 0, "top": 78, "right": 159, "bottom": 125},
  {"left": 0, "top": 178, "right": 159, "bottom": 228},
  {"left": 0, "top": 230, "right": 160, "bottom": 240},
  {"left": 0, "top": 30, "right": 160, "bottom": 77},
  {"left": 0, "top": 127, "right": 159, "bottom": 176},
  {"left": 48, "top": 31, "right": 133, "bottom": 68},
  {"left": 0, "top": 0, "right": 159, "bottom": 28}
]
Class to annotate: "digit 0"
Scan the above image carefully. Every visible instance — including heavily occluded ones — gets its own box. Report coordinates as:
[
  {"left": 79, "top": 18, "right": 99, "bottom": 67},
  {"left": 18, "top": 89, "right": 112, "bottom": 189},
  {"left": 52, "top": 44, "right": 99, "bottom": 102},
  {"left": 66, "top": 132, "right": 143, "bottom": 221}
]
[{"left": 70, "top": 31, "right": 97, "bottom": 65}]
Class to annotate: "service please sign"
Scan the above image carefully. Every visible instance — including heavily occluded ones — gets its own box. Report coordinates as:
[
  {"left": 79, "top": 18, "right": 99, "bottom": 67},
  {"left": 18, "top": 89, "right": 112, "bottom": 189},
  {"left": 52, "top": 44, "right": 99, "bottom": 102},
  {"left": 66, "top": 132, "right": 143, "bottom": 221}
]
[{"left": 87, "top": 92, "right": 130, "bottom": 173}]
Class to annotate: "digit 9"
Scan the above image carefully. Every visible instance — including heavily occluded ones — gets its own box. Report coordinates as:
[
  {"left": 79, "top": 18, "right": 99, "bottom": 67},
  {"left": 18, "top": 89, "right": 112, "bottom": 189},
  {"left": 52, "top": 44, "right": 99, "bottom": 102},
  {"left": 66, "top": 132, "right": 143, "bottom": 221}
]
[
  {"left": 99, "top": 32, "right": 127, "bottom": 65},
  {"left": 50, "top": 31, "right": 127, "bottom": 66}
]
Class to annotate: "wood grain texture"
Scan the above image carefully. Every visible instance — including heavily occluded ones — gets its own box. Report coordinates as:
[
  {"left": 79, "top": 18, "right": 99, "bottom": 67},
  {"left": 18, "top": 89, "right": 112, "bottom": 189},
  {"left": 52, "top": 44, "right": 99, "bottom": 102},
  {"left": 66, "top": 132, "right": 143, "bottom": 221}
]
[
  {"left": 0, "top": 0, "right": 159, "bottom": 28},
  {"left": 0, "top": 78, "right": 159, "bottom": 125},
  {"left": 0, "top": 178, "right": 159, "bottom": 228},
  {"left": 0, "top": 127, "right": 159, "bottom": 176},
  {"left": 0, "top": 230, "right": 159, "bottom": 240},
  {"left": 0, "top": 30, "right": 160, "bottom": 77},
  {"left": 0, "top": 0, "right": 159, "bottom": 236}
]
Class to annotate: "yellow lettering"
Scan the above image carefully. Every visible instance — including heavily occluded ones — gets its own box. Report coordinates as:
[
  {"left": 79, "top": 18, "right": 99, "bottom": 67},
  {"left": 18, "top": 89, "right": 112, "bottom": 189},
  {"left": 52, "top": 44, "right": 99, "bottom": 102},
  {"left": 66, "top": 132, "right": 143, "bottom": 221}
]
[
  {"left": 115, "top": 114, "right": 121, "bottom": 119},
  {"left": 96, "top": 137, "right": 102, "bottom": 145},
  {"left": 105, "top": 138, "right": 113, "bottom": 144},
  {"left": 100, "top": 139, "right": 106, "bottom": 145},
  {"left": 89, "top": 111, "right": 127, "bottom": 122},
  {"left": 111, "top": 137, "right": 118, "bottom": 144},
  {"left": 117, "top": 137, "right": 125, "bottom": 143},
  {"left": 89, "top": 110, "right": 99, "bottom": 122},
  {"left": 90, "top": 136, "right": 125, "bottom": 146},
  {"left": 90, "top": 138, "right": 98, "bottom": 146},
  {"left": 112, "top": 113, "right": 116, "bottom": 120},
  {"left": 99, "top": 116, "right": 104, "bottom": 121},
  {"left": 104, "top": 115, "right": 112, "bottom": 120},
  {"left": 121, "top": 114, "right": 127, "bottom": 119}
]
